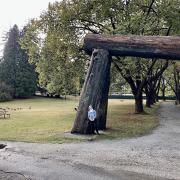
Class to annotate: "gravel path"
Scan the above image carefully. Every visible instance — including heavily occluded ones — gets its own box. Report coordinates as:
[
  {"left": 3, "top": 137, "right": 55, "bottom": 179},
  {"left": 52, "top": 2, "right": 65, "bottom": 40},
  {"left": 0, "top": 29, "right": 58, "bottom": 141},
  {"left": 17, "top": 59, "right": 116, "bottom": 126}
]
[{"left": 0, "top": 101, "right": 180, "bottom": 180}]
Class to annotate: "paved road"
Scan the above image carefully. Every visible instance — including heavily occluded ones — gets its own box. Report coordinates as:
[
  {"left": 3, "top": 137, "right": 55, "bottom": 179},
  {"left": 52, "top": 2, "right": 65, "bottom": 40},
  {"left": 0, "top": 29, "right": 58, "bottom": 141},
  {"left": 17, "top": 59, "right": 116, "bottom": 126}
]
[{"left": 0, "top": 102, "right": 180, "bottom": 180}]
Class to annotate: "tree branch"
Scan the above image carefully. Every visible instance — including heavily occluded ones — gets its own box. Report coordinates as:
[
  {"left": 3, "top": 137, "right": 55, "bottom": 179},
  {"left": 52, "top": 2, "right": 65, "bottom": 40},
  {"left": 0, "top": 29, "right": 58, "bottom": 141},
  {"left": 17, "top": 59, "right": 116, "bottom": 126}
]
[{"left": 112, "top": 59, "right": 137, "bottom": 94}]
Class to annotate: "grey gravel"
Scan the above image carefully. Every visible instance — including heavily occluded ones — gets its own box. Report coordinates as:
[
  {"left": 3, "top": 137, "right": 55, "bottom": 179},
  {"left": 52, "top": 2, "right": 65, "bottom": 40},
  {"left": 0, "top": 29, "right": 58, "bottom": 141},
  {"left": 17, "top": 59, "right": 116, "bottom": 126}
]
[{"left": 0, "top": 101, "right": 180, "bottom": 180}]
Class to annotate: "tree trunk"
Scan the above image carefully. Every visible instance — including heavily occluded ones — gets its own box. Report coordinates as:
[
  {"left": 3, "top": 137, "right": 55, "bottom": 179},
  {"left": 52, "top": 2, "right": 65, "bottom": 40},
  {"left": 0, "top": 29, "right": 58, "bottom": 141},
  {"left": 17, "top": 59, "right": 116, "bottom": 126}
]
[
  {"left": 162, "top": 88, "right": 166, "bottom": 101},
  {"left": 152, "top": 94, "right": 157, "bottom": 104},
  {"left": 71, "top": 49, "right": 111, "bottom": 134},
  {"left": 146, "top": 94, "right": 152, "bottom": 108},
  {"left": 83, "top": 34, "right": 180, "bottom": 60},
  {"left": 161, "top": 77, "right": 166, "bottom": 101},
  {"left": 176, "top": 85, "right": 180, "bottom": 105},
  {"left": 135, "top": 93, "right": 144, "bottom": 113},
  {"left": 145, "top": 87, "right": 151, "bottom": 108},
  {"left": 175, "top": 96, "right": 180, "bottom": 105},
  {"left": 145, "top": 78, "right": 160, "bottom": 107},
  {"left": 155, "top": 79, "right": 161, "bottom": 102}
]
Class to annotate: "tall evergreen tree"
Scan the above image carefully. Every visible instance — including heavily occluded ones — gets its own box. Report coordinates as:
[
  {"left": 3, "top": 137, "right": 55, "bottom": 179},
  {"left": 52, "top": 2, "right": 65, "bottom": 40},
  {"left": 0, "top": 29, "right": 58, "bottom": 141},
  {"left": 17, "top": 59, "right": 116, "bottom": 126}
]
[
  {"left": 0, "top": 25, "right": 37, "bottom": 98},
  {"left": 0, "top": 24, "right": 19, "bottom": 95}
]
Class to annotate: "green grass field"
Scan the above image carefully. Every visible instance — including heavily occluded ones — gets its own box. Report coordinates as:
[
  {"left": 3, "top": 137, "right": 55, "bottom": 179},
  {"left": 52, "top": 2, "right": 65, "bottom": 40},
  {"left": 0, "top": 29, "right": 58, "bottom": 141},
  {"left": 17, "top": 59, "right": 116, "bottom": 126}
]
[{"left": 0, "top": 97, "right": 159, "bottom": 143}]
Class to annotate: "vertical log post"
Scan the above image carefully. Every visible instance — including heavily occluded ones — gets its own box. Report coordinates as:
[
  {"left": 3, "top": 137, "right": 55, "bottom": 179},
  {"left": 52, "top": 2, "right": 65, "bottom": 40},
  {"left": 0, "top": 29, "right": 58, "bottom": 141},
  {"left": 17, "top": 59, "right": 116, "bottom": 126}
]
[{"left": 71, "top": 49, "right": 111, "bottom": 134}]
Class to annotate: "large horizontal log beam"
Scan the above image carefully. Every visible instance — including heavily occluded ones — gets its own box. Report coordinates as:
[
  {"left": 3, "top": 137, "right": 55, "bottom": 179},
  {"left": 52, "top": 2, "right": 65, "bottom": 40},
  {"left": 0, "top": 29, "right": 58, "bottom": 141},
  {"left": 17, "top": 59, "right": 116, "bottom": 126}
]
[{"left": 83, "top": 34, "right": 180, "bottom": 60}]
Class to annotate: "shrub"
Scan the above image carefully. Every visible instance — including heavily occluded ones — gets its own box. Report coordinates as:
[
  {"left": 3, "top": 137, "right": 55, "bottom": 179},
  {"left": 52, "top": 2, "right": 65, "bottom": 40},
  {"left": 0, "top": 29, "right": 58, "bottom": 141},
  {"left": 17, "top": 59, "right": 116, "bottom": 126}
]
[{"left": 0, "top": 82, "right": 13, "bottom": 102}]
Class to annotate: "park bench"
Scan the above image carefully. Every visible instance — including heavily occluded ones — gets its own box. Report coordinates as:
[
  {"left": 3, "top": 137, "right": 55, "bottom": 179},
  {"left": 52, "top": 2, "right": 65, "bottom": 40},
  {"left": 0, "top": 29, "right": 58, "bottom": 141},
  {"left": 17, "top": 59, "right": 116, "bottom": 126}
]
[{"left": 0, "top": 108, "right": 10, "bottom": 119}]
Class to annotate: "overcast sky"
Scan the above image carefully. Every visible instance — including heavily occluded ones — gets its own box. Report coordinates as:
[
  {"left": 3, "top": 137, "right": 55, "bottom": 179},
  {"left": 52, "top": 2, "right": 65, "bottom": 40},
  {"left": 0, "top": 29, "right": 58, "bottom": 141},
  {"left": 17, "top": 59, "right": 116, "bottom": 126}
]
[{"left": 0, "top": 0, "right": 57, "bottom": 56}]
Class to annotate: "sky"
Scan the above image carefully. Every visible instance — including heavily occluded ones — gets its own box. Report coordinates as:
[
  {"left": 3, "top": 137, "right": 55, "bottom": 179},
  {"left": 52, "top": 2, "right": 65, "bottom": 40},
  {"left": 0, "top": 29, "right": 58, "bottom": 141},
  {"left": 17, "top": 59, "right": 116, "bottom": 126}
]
[{"left": 0, "top": 0, "right": 57, "bottom": 56}]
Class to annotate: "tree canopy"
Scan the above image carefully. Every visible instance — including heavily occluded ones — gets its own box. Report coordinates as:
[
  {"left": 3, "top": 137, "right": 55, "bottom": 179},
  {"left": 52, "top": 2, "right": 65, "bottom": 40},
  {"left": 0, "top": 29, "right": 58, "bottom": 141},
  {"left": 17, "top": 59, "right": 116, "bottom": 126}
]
[
  {"left": 21, "top": 0, "right": 180, "bottom": 110},
  {"left": 0, "top": 25, "right": 37, "bottom": 98}
]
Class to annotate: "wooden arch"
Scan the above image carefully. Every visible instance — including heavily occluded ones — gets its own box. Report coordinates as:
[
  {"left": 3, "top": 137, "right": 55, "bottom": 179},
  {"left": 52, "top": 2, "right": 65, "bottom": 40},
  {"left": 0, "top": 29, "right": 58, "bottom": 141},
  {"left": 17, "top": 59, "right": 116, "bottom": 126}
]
[{"left": 71, "top": 34, "right": 180, "bottom": 134}]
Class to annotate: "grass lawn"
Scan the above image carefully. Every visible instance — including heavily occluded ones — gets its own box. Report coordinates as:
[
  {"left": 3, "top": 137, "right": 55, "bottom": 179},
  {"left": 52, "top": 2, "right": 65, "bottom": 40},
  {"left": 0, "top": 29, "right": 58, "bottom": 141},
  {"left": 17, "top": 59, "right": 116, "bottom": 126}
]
[
  {"left": 0, "top": 97, "right": 159, "bottom": 143},
  {"left": 104, "top": 99, "right": 159, "bottom": 139}
]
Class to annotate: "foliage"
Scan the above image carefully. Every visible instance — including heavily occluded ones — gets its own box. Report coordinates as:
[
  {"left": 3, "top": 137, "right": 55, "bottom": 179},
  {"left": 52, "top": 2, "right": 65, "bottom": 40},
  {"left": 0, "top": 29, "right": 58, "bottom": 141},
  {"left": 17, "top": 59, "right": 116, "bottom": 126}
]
[
  {"left": 164, "top": 62, "right": 180, "bottom": 103},
  {"left": 110, "top": 64, "right": 130, "bottom": 94},
  {"left": 21, "top": 9, "right": 86, "bottom": 96},
  {"left": 0, "top": 25, "right": 19, "bottom": 92},
  {"left": 0, "top": 25, "right": 37, "bottom": 98},
  {"left": 21, "top": 0, "right": 180, "bottom": 110},
  {"left": 0, "top": 82, "right": 13, "bottom": 102}
]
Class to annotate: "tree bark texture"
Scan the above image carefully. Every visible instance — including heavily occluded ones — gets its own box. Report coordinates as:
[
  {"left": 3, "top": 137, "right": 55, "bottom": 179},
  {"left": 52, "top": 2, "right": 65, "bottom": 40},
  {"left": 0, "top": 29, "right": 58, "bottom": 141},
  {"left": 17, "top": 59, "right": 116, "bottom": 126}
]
[
  {"left": 145, "top": 84, "right": 153, "bottom": 108},
  {"left": 135, "top": 94, "right": 144, "bottom": 114},
  {"left": 71, "top": 49, "right": 111, "bottom": 134},
  {"left": 146, "top": 93, "right": 152, "bottom": 108},
  {"left": 162, "top": 88, "right": 166, "bottom": 101},
  {"left": 161, "top": 78, "right": 166, "bottom": 101},
  {"left": 83, "top": 34, "right": 180, "bottom": 60},
  {"left": 177, "top": 88, "right": 180, "bottom": 104},
  {"left": 174, "top": 65, "right": 180, "bottom": 105},
  {"left": 175, "top": 86, "right": 180, "bottom": 105},
  {"left": 146, "top": 85, "right": 158, "bottom": 107},
  {"left": 155, "top": 78, "right": 161, "bottom": 102}
]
